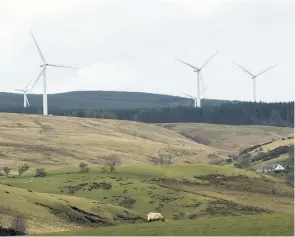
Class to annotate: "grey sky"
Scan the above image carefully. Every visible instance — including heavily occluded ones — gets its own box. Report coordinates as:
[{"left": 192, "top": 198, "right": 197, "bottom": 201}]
[{"left": 0, "top": 0, "right": 293, "bottom": 102}]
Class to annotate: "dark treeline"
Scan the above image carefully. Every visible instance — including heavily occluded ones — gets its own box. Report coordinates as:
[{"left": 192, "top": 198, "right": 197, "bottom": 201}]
[{"left": 1, "top": 101, "right": 294, "bottom": 127}]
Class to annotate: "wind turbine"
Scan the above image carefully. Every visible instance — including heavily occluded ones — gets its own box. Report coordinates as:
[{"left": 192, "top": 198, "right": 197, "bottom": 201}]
[
  {"left": 14, "top": 80, "right": 32, "bottom": 108},
  {"left": 174, "top": 51, "right": 218, "bottom": 108},
  {"left": 178, "top": 84, "right": 209, "bottom": 107},
  {"left": 232, "top": 61, "right": 278, "bottom": 102},
  {"left": 29, "top": 30, "right": 78, "bottom": 116}
]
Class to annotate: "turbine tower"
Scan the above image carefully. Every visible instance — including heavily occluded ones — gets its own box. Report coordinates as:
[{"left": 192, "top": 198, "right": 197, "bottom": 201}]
[
  {"left": 30, "top": 30, "right": 78, "bottom": 116},
  {"left": 174, "top": 51, "right": 218, "bottom": 108},
  {"left": 14, "top": 80, "right": 32, "bottom": 108},
  {"left": 232, "top": 61, "right": 278, "bottom": 102}
]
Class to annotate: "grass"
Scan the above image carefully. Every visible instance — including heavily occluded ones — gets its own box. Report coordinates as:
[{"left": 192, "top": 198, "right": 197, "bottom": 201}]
[
  {"left": 157, "top": 123, "right": 293, "bottom": 155},
  {"left": 0, "top": 113, "right": 225, "bottom": 169},
  {"left": 0, "top": 184, "right": 145, "bottom": 234},
  {"left": 0, "top": 164, "right": 293, "bottom": 235},
  {"left": 39, "top": 213, "right": 294, "bottom": 236}
]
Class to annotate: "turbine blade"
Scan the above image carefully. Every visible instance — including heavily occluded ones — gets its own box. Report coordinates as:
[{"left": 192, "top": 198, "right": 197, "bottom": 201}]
[
  {"left": 255, "top": 64, "right": 278, "bottom": 78},
  {"left": 174, "top": 58, "right": 199, "bottom": 70},
  {"left": 177, "top": 91, "right": 197, "bottom": 99},
  {"left": 25, "top": 95, "right": 30, "bottom": 107},
  {"left": 24, "top": 80, "right": 33, "bottom": 90},
  {"left": 30, "top": 30, "right": 46, "bottom": 63},
  {"left": 47, "top": 64, "right": 78, "bottom": 69},
  {"left": 232, "top": 61, "right": 254, "bottom": 77},
  {"left": 200, "top": 51, "right": 219, "bottom": 70},
  {"left": 29, "top": 68, "right": 44, "bottom": 93},
  {"left": 14, "top": 89, "right": 25, "bottom": 92}
]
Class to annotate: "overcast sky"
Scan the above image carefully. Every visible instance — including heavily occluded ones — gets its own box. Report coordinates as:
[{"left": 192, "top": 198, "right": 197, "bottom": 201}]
[{"left": 0, "top": 0, "right": 293, "bottom": 102}]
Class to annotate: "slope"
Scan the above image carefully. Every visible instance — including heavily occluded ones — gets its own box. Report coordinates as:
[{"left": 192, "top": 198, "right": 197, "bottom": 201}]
[
  {"left": 157, "top": 123, "right": 293, "bottom": 156},
  {"left": 40, "top": 213, "right": 294, "bottom": 236},
  {"left": 0, "top": 164, "right": 293, "bottom": 235},
  {"left": 0, "top": 184, "right": 145, "bottom": 234},
  {"left": 0, "top": 113, "right": 225, "bottom": 169}
]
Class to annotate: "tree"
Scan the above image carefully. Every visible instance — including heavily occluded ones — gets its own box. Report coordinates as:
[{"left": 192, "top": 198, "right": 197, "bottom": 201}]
[
  {"left": 35, "top": 168, "right": 47, "bottom": 177},
  {"left": 105, "top": 156, "right": 121, "bottom": 172},
  {"left": 3, "top": 167, "right": 11, "bottom": 177},
  {"left": 18, "top": 164, "right": 30, "bottom": 177},
  {"left": 79, "top": 162, "right": 89, "bottom": 173}
]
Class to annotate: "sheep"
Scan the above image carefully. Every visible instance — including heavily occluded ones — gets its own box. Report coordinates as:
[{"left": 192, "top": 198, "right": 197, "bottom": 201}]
[{"left": 147, "top": 212, "right": 165, "bottom": 222}]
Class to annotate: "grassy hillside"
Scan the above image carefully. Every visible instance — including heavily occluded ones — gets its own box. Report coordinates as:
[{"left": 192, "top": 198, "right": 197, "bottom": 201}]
[
  {"left": 40, "top": 213, "right": 294, "bottom": 236},
  {"left": 0, "top": 165, "right": 293, "bottom": 235},
  {"left": 0, "top": 113, "right": 227, "bottom": 169},
  {"left": 157, "top": 123, "right": 293, "bottom": 155},
  {"left": 0, "top": 184, "right": 145, "bottom": 234},
  {"left": 0, "top": 91, "right": 234, "bottom": 110}
]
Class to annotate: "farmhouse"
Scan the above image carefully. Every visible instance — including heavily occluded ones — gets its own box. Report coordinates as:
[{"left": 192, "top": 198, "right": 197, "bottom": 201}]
[{"left": 257, "top": 164, "right": 285, "bottom": 173}]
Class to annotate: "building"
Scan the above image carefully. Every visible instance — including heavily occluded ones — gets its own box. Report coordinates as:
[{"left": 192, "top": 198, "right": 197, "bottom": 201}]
[{"left": 257, "top": 164, "right": 285, "bottom": 173}]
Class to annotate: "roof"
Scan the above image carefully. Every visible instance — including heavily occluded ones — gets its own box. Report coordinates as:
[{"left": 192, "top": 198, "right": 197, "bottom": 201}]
[{"left": 258, "top": 164, "right": 284, "bottom": 170}]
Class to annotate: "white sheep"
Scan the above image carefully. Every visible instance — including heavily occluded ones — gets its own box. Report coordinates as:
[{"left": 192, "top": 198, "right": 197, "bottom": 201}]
[{"left": 147, "top": 212, "right": 165, "bottom": 222}]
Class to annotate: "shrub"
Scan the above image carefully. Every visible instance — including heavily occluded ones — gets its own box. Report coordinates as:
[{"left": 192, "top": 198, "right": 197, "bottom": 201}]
[
  {"left": 11, "top": 214, "right": 27, "bottom": 234},
  {"left": 79, "top": 163, "right": 89, "bottom": 173},
  {"left": 18, "top": 164, "right": 30, "bottom": 177},
  {"left": 3, "top": 167, "right": 11, "bottom": 177},
  {"left": 105, "top": 156, "right": 121, "bottom": 172},
  {"left": 35, "top": 168, "right": 47, "bottom": 177}
]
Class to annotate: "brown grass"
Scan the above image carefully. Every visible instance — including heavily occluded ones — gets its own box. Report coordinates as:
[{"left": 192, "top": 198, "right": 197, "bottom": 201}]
[
  {"left": 157, "top": 123, "right": 293, "bottom": 155},
  {"left": 0, "top": 113, "right": 225, "bottom": 169}
]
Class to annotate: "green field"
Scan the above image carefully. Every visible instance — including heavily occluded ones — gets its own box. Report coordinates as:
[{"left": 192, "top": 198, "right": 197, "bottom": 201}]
[
  {"left": 0, "top": 165, "right": 294, "bottom": 235},
  {"left": 0, "top": 113, "right": 294, "bottom": 235},
  {"left": 40, "top": 213, "right": 294, "bottom": 236}
]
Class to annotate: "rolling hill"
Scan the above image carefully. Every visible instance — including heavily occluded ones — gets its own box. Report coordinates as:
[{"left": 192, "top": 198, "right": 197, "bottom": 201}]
[
  {"left": 0, "top": 113, "right": 294, "bottom": 235},
  {"left": 157, "top": 123, "right": 293, "bottom": 155},
  {"left": 0, "top": 165, "right": 293, "bottom": 235},
  {"left": 0, "top": 113, "right": 227, "bottom": 169}
]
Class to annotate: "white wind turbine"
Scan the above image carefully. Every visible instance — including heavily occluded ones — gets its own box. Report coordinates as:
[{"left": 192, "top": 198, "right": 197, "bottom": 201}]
[
  {"left": 14, "top": 80, "right": 32, "bottom": 108},
  {"left": 178, "top": 84, "right": 210, "bottom": 107},
  {"left": 29, "top": 30, "right": 78, "bottom": 116},
  {"left": 232, "top": 61, "right": 278, "bottom": 102},
  {"left": 174, "top": 51, "right": 218, "bottom": 108}
]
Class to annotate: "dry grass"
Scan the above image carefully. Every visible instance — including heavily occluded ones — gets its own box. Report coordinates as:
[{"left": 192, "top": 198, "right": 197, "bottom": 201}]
[
  {"left": 0, "top": 113, "right": 225, "bottom": 169},
  {"left": 157, "top": 123, "right": 293, "bottom": 155}
]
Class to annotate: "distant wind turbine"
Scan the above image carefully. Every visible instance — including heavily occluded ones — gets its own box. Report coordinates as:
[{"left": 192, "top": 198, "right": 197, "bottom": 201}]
[
  {"left": 29, "top": 30, "right": 78, "bottom": 116},
  {"left": 14, "top": 80, "right": 32, "bottom": 108},
  {"left": 178, "top": 83, "right": 210, "bottom": 107},
  {"left": 174, "top": 51, "right": 218, "bottom": 108},
  {"left": 232, "top": 61, "right": 278, "bottom": 102}
]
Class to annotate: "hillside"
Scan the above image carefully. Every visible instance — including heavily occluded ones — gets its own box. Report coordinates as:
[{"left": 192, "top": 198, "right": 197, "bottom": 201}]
[
  {"left": 0, "top": 165, "right": 293, "bottom": 235},
  {"left": 0, "top": 113, "right": 227, "bottom": 169},
  {"left": 157, "top": 123, "right": 293, "bottom": 156},
  {"left": 0, "top": 91, "right": 235, "bottom": 110},
  {"left": 40, "top": 213, "right": 294, "bottom": 236}
]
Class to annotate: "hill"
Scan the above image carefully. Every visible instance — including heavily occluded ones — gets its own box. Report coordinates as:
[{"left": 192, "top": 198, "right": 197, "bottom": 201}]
[
  {"left": 0, "top": 91, "right": 235, "bottom": 110},
  {"left": 0, "top": 165, "right": 293, "bottom": 235},
  {"left": 0, "top": 113, "right": 227, "bottom": 169},
  {"left": 157, "top": 123, "right": 293, "bottom": 155}
]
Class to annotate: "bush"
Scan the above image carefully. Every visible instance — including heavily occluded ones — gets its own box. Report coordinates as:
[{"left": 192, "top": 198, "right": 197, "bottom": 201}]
[
  {"left": 3, "top": 167, "right": 11, "bottom": 177},
  {"left": 79, "top": 162, "right": 89, "bottom": 173},
  {"left": 105, "top": 156, "right": 121, "bottom": 172},
  {"left": 35, "top": 168, "right": 47, "bottom": 177},
  {"left": 11, "top": 214, "right": 27, "bottom": 234},
  {"left": 18, "top": 164, "right": 30, "bottom": 177}
]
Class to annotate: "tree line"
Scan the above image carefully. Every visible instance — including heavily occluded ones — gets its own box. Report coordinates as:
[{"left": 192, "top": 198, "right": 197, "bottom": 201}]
[{"left": 0, "top": 101, "right": 293, "bottom": 127}]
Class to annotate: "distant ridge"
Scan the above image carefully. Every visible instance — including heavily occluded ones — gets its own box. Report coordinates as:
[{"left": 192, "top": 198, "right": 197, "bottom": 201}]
[{"left": 0, "top": 90, "right": 239, "bottom": 110}]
